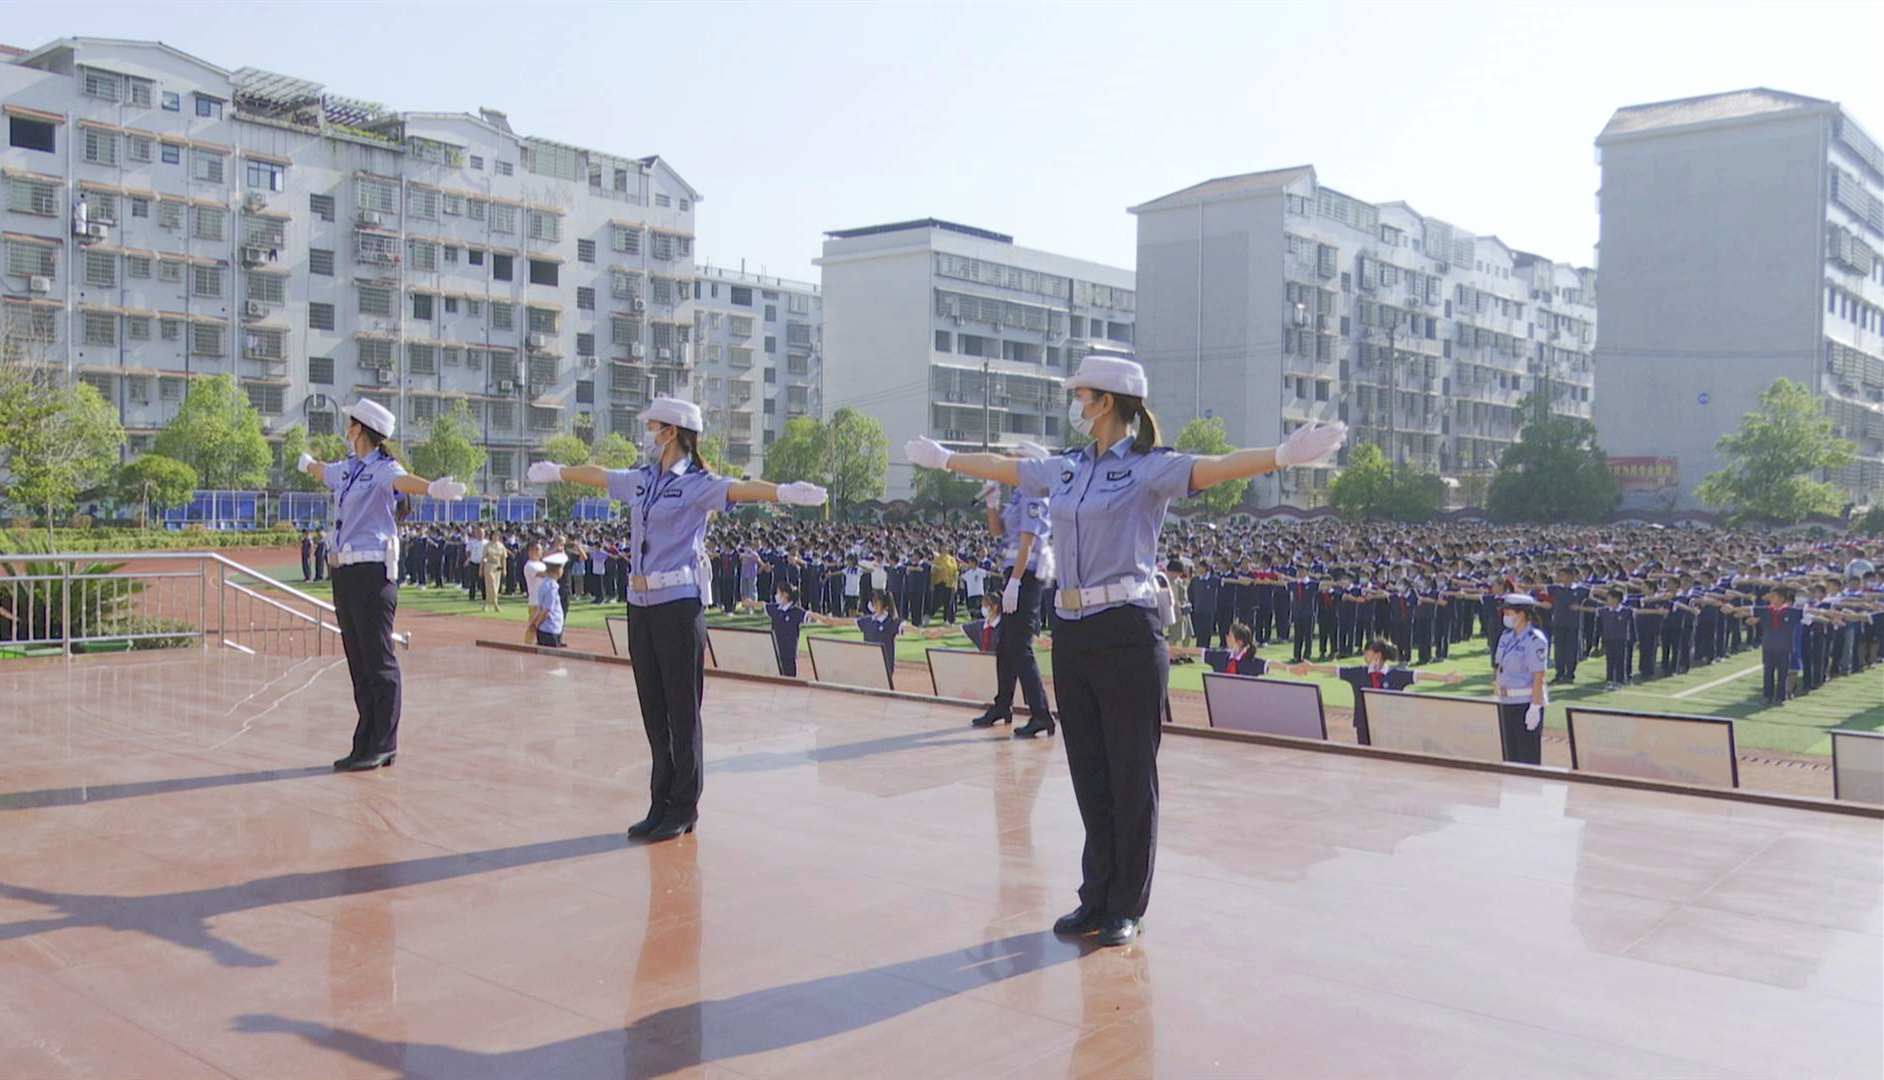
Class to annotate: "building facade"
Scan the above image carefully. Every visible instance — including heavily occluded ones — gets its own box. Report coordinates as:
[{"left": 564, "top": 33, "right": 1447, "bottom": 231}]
[
  {"left": 1, "top": 37, "right": 699, "bottom": 495},
  {"left": 1593, "top": 89, "right": 1884, "bottom": 509},
  {"left": 816, "top": 219, "right": 1135, "bottom": 498},
  {"left": 1131, "top": 167, "right": 1595, "bottom": 507},
  {"left": 690, "top": 264, "right": 821, "bottom": 478}
]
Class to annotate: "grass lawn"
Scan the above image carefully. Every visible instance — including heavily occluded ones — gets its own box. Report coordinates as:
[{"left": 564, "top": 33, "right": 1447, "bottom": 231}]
[{"left": 256, "top": 563, "right": 1882, "bottom": 757}]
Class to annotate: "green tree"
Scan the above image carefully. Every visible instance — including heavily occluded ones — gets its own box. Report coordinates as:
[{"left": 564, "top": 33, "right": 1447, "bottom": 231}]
[
  {"left": 824, "top": 406, "right": 887, "bottom": 514},
  {"left": 409, "top": 401, "right": 487, "bottom": 494},
  {"left": 1173, "top": 416, "right": 1246, "bottom": 516},
  {"left": 539, "top": 433, "right": 592, "bottom": 519},
  {"left": 114, "top": 454, "right": 197, "bottom": 525},
  {"left": 1329, "top": 442, "right": 1443, "bottom": 522},
  {"left": 309, "top": 433, "right": 348, "bottom": 464},
  {"left": 1696, "top": 377, "right": 1855, "bottom": 524},
  {"left": 762, "top": 416, "right": 827, "bottom": 485},
  {"left": 591, "top": 432, "right": 639, "bottom": 471},
  {"left": 274, "top": 424, "right": 326, "bottom": 492},
  {"left": 911, "top": 465, "right": 982, "bottom": 517},
  {"left": 152, "top": 373, "right": 271, "bottom": 490},
  {"left": 0, "top": 369, "right": 124, "bottom": 542},
  {"left": 697, "top": 432, "right": 735, "bottom": 477},
  {"left": 1486, "top": 395, "right": 1619, "bottom": 524}
]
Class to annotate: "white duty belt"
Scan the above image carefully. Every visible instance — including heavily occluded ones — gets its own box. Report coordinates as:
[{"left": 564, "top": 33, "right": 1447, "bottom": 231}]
[
  {"left": 631, "top": 567, "right": 696, "bottom": 592},
  {"left": 1057, "top": 577, "right": 1155, "bottom": 612},
  {"left": 331, "top": 549, "right": 387, "bottom": 566}
]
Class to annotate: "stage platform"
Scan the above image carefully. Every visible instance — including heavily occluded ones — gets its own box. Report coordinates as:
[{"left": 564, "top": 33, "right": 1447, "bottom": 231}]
[{"left": 0, "top": 646, "right": 1878, "bottom": 1079}]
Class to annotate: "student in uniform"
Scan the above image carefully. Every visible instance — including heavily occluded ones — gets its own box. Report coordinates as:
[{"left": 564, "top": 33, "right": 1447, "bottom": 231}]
[
  {"left": 312, "top": 528, "right": 328, "bottom": 581},
  {"left": 1544, "top": 567, "right": 1587, "bottom": 685},
  {"left": 526, "top": 553, "right": 568, "bottom": 647},
  {"left": 760, "top": 582, "right": 807, "bottom": 676},
  {"left": 806, "top": 591, "right": 918, "bottom": 680},
  {"left": 1187, "top": 563, "right": 1220, "bottom": 651},
  {"left": 1292, "top": 639, "right": 1462, "bottom": 745},
  {"left": 295, "top": 399, "right": 467, "bottom": 771},
  {"left": 1492, "top": 594, "right": 1550, "bottom": 766},
  {"left": 530, "top": 397, "right": 827, "bottom": 843},
  {"left": 1194, "top": 622, "right": 1274, "bottom": 676},
  {"left": 1584, "top": 588, "right": 1637, "bottom": 690},
  {"left": 907, "top": 352, "right": 1346, "bottom": 948},
  {"left": 1745, "top": 584, "right": 1804, "bottom": 705},
  {"left": 299, "top": 530, "right": 313, "bottom": 582},
  {"left": 1287, "top": 568, "right": 1318, "bottom": 664}
]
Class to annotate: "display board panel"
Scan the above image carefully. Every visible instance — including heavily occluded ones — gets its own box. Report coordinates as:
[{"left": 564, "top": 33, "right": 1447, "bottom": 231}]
[
  {"left": 1203, "top": 674, "right": 1327, "bottom": 740},
  {"left": 707, "top": 627, "right": 784, "bottom": 678},
  {"left": 808, "top": 636, "right": 894, "bottom": 692},
  {"left": 1567, "top": 708, "right": 1738, "bottom": 788},
  {"left": 927, "top": 648, "right": 998, "bottom": 702},
  {"left": 1362, "top": 690, "right": 1506, "bottom": 764}
]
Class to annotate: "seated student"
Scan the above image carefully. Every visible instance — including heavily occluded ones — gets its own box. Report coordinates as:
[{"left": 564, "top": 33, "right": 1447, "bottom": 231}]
[
  {"left": 806, "top": 592, "right": 952, "bottom": 680},
  {"left": 526, "top": 553, "right": 568, "bottom": 647},
  {"left": 1191, "top": 622, "right": 1275, "bottom": 676},
  {"left": 1291, "top": 639, "right": 1462, "bottom": 745},
  {"left": 960, "top": 592, "right": 1002, "bottom": 652}
]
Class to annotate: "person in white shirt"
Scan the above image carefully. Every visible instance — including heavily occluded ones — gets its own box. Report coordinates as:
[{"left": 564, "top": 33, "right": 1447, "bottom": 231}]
[
  {"left": 963, "top": 563, "right": 988, "bottom": 606},
  {"left": 522, "top": 540, "right": 547, "bottom": 626},
  {"left": 464, "top": 530, "right": 487, "bottom": 600},
  {"left": 841, "top": 556, "right": 865, "bottom": 615}
]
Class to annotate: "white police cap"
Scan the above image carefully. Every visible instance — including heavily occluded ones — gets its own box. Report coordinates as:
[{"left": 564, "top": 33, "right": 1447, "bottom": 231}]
[
  {"left": 1064, "top": 354, "right": 1148, "bottom": 399},
  {"left": 345, "top": 398, "right": 397, "bottom": 440},
  {"left": 542, "top": 552, "right": 569, "bottom": 567},
  {"left": 643, "top": 396, "right": 704, "bottom": 432},
  {"left": 1499, "top": 592, "right": 1538, "bottom": 608}
]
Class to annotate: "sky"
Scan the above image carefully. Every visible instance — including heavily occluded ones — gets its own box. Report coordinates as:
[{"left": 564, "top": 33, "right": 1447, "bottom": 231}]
[{"left": 5, "top": 1, "right": 1881, "bottom": 279}]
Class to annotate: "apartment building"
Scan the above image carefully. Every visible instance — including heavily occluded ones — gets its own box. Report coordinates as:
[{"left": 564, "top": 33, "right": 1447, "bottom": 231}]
[
  {"left": 816, "top": 218, "right": 1135, "bottom": 498},
  {"left": 1131, "top": 167, "right": 1595, "bottom": 507},
  {"left": 0, "top": 37, "right": 699, "bottom": 494},
  {"left": 690, "top": 264, "right": 821, "bottom": 478},
  {"left": 1593, "top": 89, "right": 1884, "bottom": 508}
]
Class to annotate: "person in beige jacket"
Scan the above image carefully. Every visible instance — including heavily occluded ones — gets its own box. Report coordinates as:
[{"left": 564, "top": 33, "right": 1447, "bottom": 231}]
[{"left": 480, "top": 530, "right": 508, "bottom": 612}]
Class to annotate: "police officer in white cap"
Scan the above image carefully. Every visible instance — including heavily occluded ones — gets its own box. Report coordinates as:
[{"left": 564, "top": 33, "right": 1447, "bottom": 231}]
[
  {"left": 1492, "top": 593, "right": 1550, "bottom": 765},
  {"left": 296, "top": 399, "right": 468, "bottom": 771},
  {"left": 906, "top": 352, "right": 1345, "bottom": 946},
  {"left": 531, "top": 396, "right": 827, "bottom": 842}
]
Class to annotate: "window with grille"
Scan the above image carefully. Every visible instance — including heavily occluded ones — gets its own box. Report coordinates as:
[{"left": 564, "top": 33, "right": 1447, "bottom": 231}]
[
  {"left": 409, "top": 396, "right": 439, "bottom": 424},
  {"left": 408, "top": 239, "right": 439, "bottom": 272},
  {"left": 492, "top": 302, "right": 514, "bottom": 331},
  {"left": 442, "top": 193, "right": 462, "bottom": 216},
  {"left": 358, "top": 285, "right": 393, "bottom": 317},
  {"left": 358, "top": 339, "right": 394, "bottom": 368},
  {"left": 246, "top": 271, "right": 284, "bottom": 304},
  {"left": 124, "top": 316, "right": 150, "bottom": 341},
  {"left": 7, "top": 240, "right": 56, "bottom": 277},
  {"left": 160, "top": 319, "right": 181, "bottom": 341},
  {"left": 192, "top": 206, "right": 226, "bottom": 242},
  {"left": 82, "top": 311, "right": 117, "bottom": 346},
  {"left": 79, "top": 373, "right": 114, "bottom": 399},
  {"left": 310, "top": 193, "right": 335, "bottom": 221},
  {"left": 611, "top": 270, "right": 640, "bottom": 298},
  {"left": 444, "top": 296, "right": 458, "bottom": 314},
  {"left": 528, "top": 210, "right": 561, "bottom": 242},
  {"left": 190, "top": 322, "right": 223, "bottom": 356},
  {"left": 612, "top": 316, "right": 641, "bottom": 346},
  {"left": 527, "top": 307, "right": 559, "bottom": 335},
  {"left": 466, "top": 299, "right": 481, "bottom": 316},
  {"left": 157, "top": 200, "right": 184, "bottom": 230},
  {"left": 490, "top": 351, "right": 521, "bottom": 382},
  {"left": 356, "top": 231, "right": 398, "bottom": 264},
  {"left": 468, "top": 198, "right": 487, "bottom": 222},
  {"left": 355, "top": 177, "right": 396, "bottom": 214},
  {"left": 310, "top": 248, "right": 334, "bottom": 276},
  {"left": 129, "top": 196, "right": 149, "bottom": 219},
  {"left": 409, "top": 187, "right": 438, "bottom": 220},
  {"left": 412, "top": 293, "right": 433, "bottom": 321},
  {"left": 529, "top": 356, "right": 558, "bottom": 384},
  {"left": 611, "top": 224, "right": 640, "bottom": 253},
  {"left": 82, "top": 128, "right": 119, "bottom": 165},
  {"left": 489, "top": 402, "right": 515, "bottom": 430},
  {"left": 652, "top": 234, "right": 674, "bottom": 260},
  {"left": 786, "top": 322, "right": 811, "bottom": 347},
  {"left": 491, "top": 204, "right": 516, "bottom": 233},
  {"left": 244, "top": 216, "right": 286, "bottom": 248},
  {"left": 444, "top": 246, "right": 459, "bottom": 265},
  {"left": 309, "top": 356, "right": 335, "bottom": 383},
  {"left": 729, "top": 346, "right": 752, "bottom": 368},
  {"left": 495, "top": 161, "right": 514, "bottom": 177},
  {"left": 7, "top": 176, "right": 59, "bottom": 216},
  {"left": 577, "top": 239, "right": 595, "bottom": 263},
  {"left": 728, "top": 315, "right": 753, "bottom": 337},
  {"left": 245, "top": 382, "right": 284, "bottom": 414},
  {"left": 652, "top": 278, "right": 672, "bottom": 305},
  {"left": 192, "top": 151, "right": 226, "bottom": 184},
  {"left": 191, "top": 265, "right": 222, "bottom": 298},
  {"left": 307, "top": 407, "right": 335, "bottom": 434},
  {"left": 81, "top": 68, "right": 120, "bottom": 100},
  {"left": 528, "top": 406, "right": 558, "bottom": 431},
  {"left": 574, "top": 286, "right": 595, "bottom": 311},
  {"left": 244, "top": 327, "right": 284, "bottom": 359},
  {"left": 655, "top": 194, "right": 671, "bottom": 209},
  {"left": 408, "top": 343, "right": 437, "bottom": 374},
  {"left": 576, "top": 332, "right": 595, "bottom": 356}
]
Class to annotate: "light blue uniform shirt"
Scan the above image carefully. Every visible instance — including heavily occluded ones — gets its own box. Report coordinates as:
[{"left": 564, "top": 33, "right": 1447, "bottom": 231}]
[
  {"left": 605, "top": 459, "right": 735, "bottom": 608},
  {"left": 1493, "top": 625, "right": 1550, "bottom": 702},
  {"left": 321, "top": 449, "right": 407, "bottom": 561},
  {"left": 1016, "top": 437, "right": 1197, "bottom": 621},
  {"left": 1000, "top": 490, "right": 1050, "bottom": 574},
  {"left": 536, "top": 577, "right": 565, "bottom": 635}
]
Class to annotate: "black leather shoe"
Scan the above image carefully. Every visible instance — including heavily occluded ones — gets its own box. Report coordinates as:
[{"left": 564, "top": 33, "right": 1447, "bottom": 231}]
[
  {"left": 343, "top": 752, "right": 395, "bottom": 771},
  {"left": 971, "top": 712, "right": 1013, "bottom": 729},
  {"left": 332, "top": 755, "right": 360, "bottom": 771},
  {"left": 626, "top": 809, "right": 666, "bottom": 839},
  {"left": 1014, "top": 718, "right": 1055, "bottom": 738},
  {"left": 1052, "top": 905, "right": 1103, "bottom": 936},
  {"left": 648, "top": 818, "right": 696, "bottom": 842},
  {"left": 1096, "top": 915, "right": 1140, "bottom": 947}
]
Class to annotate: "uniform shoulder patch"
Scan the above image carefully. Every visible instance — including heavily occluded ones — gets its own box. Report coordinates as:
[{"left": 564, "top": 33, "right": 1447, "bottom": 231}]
[{"left": 1026, "top": 503, "right": 1042, "bottom": 519}]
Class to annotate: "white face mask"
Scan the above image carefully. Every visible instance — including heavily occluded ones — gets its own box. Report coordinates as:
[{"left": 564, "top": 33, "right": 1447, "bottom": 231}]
[
  {"left": 1066, "top": 396, "right": 1096, "bottom": 437},
  {"left": 643, "top": 425, "right": 673, "bottom": 460},
  {"left": 1502, "top": 614, "right": 1520, "bottom": 629}
]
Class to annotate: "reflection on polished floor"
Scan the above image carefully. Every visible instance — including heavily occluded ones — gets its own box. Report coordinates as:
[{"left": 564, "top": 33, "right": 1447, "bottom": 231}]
[{"left": 0, "top": 646, "right": 1879, "bottom": 1079}]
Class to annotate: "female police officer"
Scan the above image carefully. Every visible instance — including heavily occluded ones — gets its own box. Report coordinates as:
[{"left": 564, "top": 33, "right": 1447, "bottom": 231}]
[
  {"left": 906, "top": 354, "right": 1346, "bottom": 946},
  {"left": 1493, "top": 593, "right": 1550, "bottom": 765},
  {"left": 529, "top": 397, "right": 827, "bottom": 842},
  {"left": 296, "top": 399, "right": 468, "bottom": 771}
]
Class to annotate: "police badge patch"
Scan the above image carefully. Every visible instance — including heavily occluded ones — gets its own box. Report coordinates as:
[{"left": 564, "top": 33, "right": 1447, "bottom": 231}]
[{"left": 1027, "top": 503, "right": 1041, "bottom": 519}]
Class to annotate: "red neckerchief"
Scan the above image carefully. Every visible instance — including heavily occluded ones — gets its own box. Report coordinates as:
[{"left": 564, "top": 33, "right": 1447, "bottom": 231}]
[
  {"left": 981, "top": 623, "right": 993, "bottom": 650},
  {"left": 1770, "top": 604, "right": 1787, "bottom": 629},
  {"left": 1227, "top": 647, "right": 1251, "bottom": 675}
]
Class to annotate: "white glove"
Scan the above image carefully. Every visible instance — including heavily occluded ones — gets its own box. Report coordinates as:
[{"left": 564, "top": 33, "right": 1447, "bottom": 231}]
[
  {"left": 1275, "top": 419, "right": 1349, "bottom": 469},
  {"left": 776, "top": 481, "right": 828, "bottom": 507},
  {"left": 526, "top": 461, "right": 564, "bottom": 484},
  {"left": 296, "top": 452, "right": 314, "bottom": 471},
  {"left": 905, "top": 436, "right": 952, "bottom": 471},
  {"left": 427, "top": 475, "right": 467, "bottom": 501},
  {"left": 1524, "top": 704, "right": 1543, "bottom": 732},
  {"left": 978, "top": 481, "right": 1001, "bottom": 508},
  {"left": 1002, "top": 576, "right": 1022, "bottom": 614}
]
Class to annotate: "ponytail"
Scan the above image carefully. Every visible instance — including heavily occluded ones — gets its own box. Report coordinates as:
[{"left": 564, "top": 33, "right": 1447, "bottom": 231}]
[
  {"left": 1108, "top": 393, "right": 1162, "bottom": 454},
  {"left": 673, "top": 427, "right": 710, "bottom": 471}
]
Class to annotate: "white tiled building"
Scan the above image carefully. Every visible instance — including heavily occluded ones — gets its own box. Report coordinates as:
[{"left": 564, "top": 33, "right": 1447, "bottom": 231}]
[
  {"left": 1, "top": 37, "right": 700, "bottom": 495},
  {"left": 1131, "top": 167, "right": 1595, "bottom": 507},
  {"left": 1593, "top": 89, "right": 1884, "bottom": 508},
  {"left": 690, "top": 265, "right": 821, "bottom": 479},
  {"left": 816, "top": 219, "right": 1135, "bottom": 498}
]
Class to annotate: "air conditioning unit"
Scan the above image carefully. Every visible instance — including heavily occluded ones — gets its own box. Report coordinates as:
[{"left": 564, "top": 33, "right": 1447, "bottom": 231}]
[
  {"left": 633, "top": 299, "right": 646, "bottom": 313},
  {"left": 657, "top": 347, "right": 673, "bottom": 361},
  {"left": 581, "top": 356, "right": 597, "bottom": 369},
  {"left": 630, "top": 344, "right": 645, "bottom": 358},
  {"left": 498, "top": 379, "right": 515, "bottom": 393},
  {"left": 357, "top": 209, "right": 383, "bottom": 228},
  {"left": 504, "top": 479, "right": 520, "bottom": 492},
  {"left": 241, "top": 246, "right": 269, "bottom": 266},
  {"left": 244, "top": 192, "right": 267, "bottom": 212},
  {"left": 28, "top": 276, "right": 51, "bottom": 294},
  {"left": 528, "top": 383, "right": 547, "bottom": 398},
  {"left": 85, "top": 222, "right": 109, "bottom": 239},
  {"left": 375, "top": 369, "right": 393, "bottom": 384},
  {"left": 244, "top": 300, "right": 269, "bottom": 318},
  {"left": 526, "top": 333, "right": 549, "bottom": 350}
]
